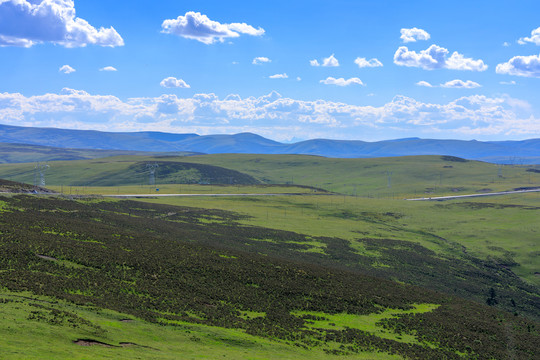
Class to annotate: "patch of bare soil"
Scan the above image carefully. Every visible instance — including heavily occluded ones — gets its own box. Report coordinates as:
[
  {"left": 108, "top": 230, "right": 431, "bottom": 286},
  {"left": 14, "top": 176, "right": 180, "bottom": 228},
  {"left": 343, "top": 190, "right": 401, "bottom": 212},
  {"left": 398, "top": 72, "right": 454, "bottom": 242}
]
[{"left": 73, "top": 339, "right": 116, "bottom": 347}]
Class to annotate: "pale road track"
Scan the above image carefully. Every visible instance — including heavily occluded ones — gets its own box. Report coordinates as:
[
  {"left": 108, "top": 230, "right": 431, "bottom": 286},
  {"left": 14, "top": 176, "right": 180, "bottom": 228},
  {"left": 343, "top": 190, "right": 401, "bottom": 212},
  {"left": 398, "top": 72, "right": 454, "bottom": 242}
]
[
  {"left": 405, "top": 188, "right": 540, "bottom": 201},
  {"left": 2, "top": 189, "right": 539, "bottom": 200},
  {"left": 103, "top": 193, "right": 309, "bottom": 198}
]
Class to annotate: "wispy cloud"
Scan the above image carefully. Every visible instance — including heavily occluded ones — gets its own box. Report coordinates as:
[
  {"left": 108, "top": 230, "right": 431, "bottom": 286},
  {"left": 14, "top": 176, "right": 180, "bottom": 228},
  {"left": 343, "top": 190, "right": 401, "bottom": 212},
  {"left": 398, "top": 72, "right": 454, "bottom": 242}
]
[
  {"left": 416, "top": 81, "right": 433, "bottom": 87},
  {"left": 269, "top": 73, "right": 288, "bottom": 79},
  {"left": 252, "top": 57, "right": 271, "bottom": 65},
  {"left": 99, "top": 66, "right": 117, "bottom": 72},
  {"left": 0, "top": 0, "right": 123, "bottom": 48},
  {"left": 161, "top": 11, "right": 264, "bottom": 44}
]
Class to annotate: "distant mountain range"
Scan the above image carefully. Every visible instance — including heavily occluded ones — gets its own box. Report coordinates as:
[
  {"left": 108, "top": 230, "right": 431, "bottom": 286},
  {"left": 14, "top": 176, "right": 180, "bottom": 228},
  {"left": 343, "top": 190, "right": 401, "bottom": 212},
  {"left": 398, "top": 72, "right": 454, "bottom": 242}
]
[{"left": 0, "top": 123, "right": 539, "bottom": 163}]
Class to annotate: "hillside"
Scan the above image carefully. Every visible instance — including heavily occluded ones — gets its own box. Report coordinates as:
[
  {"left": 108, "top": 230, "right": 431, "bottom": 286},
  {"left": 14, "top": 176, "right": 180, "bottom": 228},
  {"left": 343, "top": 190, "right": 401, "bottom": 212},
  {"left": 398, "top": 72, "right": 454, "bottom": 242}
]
[
  {"left": 0, "top": 142, "right": 196, "bottom": 164},
  {"left": 1, "top": 124, "right": 539, "bottom": 163},
  {"left": 0, "top": 195, "right": 538, "bottom": 359},
  {"left": 1, "top": 154, "right": 537, "bottom": 198}
]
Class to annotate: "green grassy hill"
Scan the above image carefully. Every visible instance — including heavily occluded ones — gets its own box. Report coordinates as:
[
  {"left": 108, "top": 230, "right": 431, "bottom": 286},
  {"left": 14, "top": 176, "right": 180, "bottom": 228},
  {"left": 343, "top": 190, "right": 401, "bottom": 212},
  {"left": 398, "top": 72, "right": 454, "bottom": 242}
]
[
  {"left": 0, "top": 195, "right": 538, "bottom": 359},
  {"left": 0, "top": 154, "right": 537, "bottom": 197}
]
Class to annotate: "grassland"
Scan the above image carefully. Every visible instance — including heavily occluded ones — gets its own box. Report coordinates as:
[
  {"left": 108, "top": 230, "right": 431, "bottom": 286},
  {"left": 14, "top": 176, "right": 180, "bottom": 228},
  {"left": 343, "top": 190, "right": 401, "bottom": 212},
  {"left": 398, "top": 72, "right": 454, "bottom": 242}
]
[
  {"left": 0, "top": 153, "right": 539, "bottom": 358},
  {"left": 0, "top": 154, "right": 538, "bottom": 197},
  {"left": 0, "top": 195, "right": 538, "bottom": 359},
  {"left": 2, "top": 290, "right": 401, "bottom": 360}
]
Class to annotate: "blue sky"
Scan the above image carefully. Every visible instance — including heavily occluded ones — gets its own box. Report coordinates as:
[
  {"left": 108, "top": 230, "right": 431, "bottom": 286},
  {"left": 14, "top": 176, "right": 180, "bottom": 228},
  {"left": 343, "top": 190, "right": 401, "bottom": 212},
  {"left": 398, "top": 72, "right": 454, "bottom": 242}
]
[{"left": 1, "top": 0, "right": 540, "bottom": 142}]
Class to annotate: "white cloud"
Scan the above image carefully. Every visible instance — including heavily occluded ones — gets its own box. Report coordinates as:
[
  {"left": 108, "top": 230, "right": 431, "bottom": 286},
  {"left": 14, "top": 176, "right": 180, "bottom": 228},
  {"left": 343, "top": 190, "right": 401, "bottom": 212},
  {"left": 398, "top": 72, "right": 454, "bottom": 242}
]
[
  {"left": 354, "top": 57, "right": 383, "bottom": 68},
  {"left": 310, "top": 54, "right": 339, "bottom": 67},
  {"left": 161, "top": 11, "right": 264, "bottom": 44},
  {"left": 440, "top": 79, "right": 481, "bottom": 89},
  {"left": 518, "top": 27, "right": 540, "bottom": 45},
  {"left": 160, "top": 77, "right": 191, "bottom": 88},
  {"left": 296, "top": 77, "right": 302, "bottom": 81},
  {"left": 0, "top": 90, "right": 538, "bottom": 140},
  {"left": 416, "top": 80, "right": 481, "bottom": 88},
  {"left": 394, "top": 45, "right": 488, "bottom": 71},
  {"left": 400, "top": 27, "right": 430, "bottom": 43},
  {"left": 500, "top": 80, "right": 516, "bottom": 85},
  {"left": 496, "top": 54, "right": 540, "bottom": 78},
  {"left": 320, "top": 77, "right": 364, "bottom": 86},
  {"left": 269, "top": 73, "right": 288, "bottom": 79},
  {"left": 503, "top": 42, "right": 510, "bottom": 47},
  {"left": 0, "top": 0, "right": 123, "bottom": 48},
  {"left": 99, "top": 66, "right": 117, "bottom": 72},
  {"left": 252, "top": 56, "right": 271, "bottom": 65},
  {"left": 59, "top": 65, "right": 75, "bottom": 74}
]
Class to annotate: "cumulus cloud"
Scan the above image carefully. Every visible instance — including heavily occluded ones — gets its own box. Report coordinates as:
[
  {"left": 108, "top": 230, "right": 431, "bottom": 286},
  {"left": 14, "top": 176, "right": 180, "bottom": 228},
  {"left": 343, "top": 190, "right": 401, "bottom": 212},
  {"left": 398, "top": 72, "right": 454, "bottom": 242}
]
[
  {"left": 496, "top": 54, "right": 540, "bottom": 78},
  {"left": 269, "top": 73, "right": 288, "bottom": 79},
  {"left": 320, "top": 77, "right": 364, "bottom": 86},
  {"left": 440, "top": 79, "right": 481, "bottom": 89},
  {"left": 161, "top": 11, "right": 264, "bottom": 44},
  {"left": 394, "top": 45, "right": 488, "bottom": 71},
  {"left": 400, "top": 27, "right": 430, "bottom": 43},
  {"left": 310, "top": 54, "right": 339, "bottom": 67},
  {"left": 0, "top": 89, "right": 537, "bottom": 140},
  {"left": 160, "top": 77, "right": 191, "bottom": 88},
  {"left": 252, "top": 56, "right": 271, "bottom": 65},
  {"left": 416, "top": 79, "right": 481, "bottom": 88},
  {"left": 99, "top": 66, "right": 117, "bottom": 72},
  {"left": 518, "top": 27, "right": 540, "bottom": 45},
  {"left": 59, "top": 64, "right": 75, "bottom": 74},
  {"left": 0, "top": 0, "right": 124, "bottom": 48},
  {"left": 354, "top": 57, "right": 383, "bottom": 68}
]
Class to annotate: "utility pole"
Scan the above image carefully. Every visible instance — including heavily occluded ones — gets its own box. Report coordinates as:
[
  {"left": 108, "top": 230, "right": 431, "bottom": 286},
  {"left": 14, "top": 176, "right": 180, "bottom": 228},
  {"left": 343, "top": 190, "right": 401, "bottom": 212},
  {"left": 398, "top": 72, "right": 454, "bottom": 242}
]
[{"left": 147, "top": 163, "right": 159, "bottom": 186}]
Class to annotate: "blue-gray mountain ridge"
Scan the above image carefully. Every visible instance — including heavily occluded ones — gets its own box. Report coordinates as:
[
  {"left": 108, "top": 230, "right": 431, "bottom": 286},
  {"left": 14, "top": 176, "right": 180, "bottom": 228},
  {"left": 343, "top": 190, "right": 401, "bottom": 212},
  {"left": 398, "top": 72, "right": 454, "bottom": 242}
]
[{"left": 0, "top": 123, "right": 538, "bottom": 163}]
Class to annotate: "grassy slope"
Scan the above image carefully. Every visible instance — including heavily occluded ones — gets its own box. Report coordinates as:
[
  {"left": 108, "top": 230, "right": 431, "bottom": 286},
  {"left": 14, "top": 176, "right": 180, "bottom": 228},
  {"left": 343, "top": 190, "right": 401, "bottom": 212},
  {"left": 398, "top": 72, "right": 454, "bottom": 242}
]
[
  {"left": 0, "top": 154, "right": 538, "bottom": 197},
  {"left": 141, "top": 192, "right": 540, "bottom": 287},
  {"left": 1, "top": 291, "right": 397, "bottom": 360},
  {"left": 0, "top": 195, "right": 538, "bottom": 359}
]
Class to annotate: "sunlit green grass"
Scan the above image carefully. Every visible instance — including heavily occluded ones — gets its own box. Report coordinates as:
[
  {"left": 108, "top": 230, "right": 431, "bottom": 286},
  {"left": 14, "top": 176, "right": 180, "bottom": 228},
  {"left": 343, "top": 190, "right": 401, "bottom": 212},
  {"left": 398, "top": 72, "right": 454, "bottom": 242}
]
[
  {"left": 0, "top": 154, "right": 537, "bottom": 198},
  {"left": 0, "top": 289, "right": 402, "bottom": 360},
  {"left": 44, "top": 184, "right": 320, "bottom": 195}
]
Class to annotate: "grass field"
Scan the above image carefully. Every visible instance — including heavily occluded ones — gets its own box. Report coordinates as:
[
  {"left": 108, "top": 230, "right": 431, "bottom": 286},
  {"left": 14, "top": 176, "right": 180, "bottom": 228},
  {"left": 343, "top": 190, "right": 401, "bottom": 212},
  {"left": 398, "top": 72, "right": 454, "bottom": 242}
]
[
  {"left": 1, "top": 195, "right": 538, "bottom": 359},
  {"left": 1, "top": 290, "right": 400, "bottom": 360},
  {"left": 0, "top": 154, "right": 538, "bottom": 197},
  {"left": 0, "top": 153, "right": 539, "bottom": 359},
  {"left": 139, "top": 192, "right": 540, "bottom": 287}
]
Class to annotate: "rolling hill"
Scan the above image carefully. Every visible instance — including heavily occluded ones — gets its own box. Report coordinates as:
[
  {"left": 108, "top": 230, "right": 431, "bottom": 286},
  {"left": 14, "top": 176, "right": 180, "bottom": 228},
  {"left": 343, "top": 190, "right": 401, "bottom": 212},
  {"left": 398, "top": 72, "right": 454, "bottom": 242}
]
[{"left": 1, "top": 123, "right": 539, "bottom": 163}]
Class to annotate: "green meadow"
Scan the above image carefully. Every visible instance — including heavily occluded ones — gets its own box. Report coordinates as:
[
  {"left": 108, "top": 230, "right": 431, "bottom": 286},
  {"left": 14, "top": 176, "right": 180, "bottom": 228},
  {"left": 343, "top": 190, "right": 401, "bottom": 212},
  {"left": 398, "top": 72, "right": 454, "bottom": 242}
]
[
  {"left": 0, "top": 153, "right": 539, "bottom": 359},
  {"left": 0, "top": 154, "right": 538, "bottom": 197}
]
